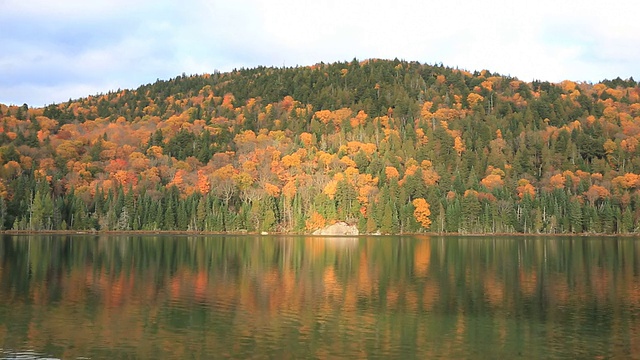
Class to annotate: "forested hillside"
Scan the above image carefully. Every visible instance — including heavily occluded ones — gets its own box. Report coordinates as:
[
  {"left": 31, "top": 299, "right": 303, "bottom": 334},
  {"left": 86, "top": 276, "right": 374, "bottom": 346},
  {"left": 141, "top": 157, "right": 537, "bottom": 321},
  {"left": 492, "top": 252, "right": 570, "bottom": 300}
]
[{"left": 0, "top": 59, "right": 639, "bottom": 234}]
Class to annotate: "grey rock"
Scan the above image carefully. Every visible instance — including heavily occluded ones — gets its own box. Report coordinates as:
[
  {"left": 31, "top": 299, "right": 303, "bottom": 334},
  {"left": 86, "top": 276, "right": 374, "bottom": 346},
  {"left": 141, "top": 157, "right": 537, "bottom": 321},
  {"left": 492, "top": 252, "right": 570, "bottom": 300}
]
[{"left": 312, "top": 222, "right": 359, "bottom": 236}]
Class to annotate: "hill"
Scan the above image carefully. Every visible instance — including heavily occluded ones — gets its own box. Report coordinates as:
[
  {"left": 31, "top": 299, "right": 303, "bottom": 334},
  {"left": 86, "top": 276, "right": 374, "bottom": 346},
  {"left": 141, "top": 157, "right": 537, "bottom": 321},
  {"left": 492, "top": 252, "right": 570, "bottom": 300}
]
[{"left": 0, "top": 59, "right": 639, "bottom": 234}]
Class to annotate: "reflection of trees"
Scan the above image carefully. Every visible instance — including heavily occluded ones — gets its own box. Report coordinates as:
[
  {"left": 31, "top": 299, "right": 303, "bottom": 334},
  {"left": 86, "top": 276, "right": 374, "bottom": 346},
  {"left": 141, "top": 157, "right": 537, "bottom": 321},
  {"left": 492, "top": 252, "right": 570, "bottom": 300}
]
[{"left": 1, "top": 235, "right": 640, "bottom": 358}]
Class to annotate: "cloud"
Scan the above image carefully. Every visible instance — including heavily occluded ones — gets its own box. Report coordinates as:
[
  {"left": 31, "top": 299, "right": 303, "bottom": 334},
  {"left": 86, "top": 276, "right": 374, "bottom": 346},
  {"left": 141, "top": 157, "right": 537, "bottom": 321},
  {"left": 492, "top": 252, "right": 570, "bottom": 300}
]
[{"left": 0, "top": 0, "right": 638, "bottom": 106}]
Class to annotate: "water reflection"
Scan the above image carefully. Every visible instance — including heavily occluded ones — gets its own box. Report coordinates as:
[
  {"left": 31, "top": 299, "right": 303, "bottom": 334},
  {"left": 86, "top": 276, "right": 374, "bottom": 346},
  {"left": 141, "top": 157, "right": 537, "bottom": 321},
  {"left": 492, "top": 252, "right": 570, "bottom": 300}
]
[{"left": 1, "top": 235, "right": 640, "bottom": 358}]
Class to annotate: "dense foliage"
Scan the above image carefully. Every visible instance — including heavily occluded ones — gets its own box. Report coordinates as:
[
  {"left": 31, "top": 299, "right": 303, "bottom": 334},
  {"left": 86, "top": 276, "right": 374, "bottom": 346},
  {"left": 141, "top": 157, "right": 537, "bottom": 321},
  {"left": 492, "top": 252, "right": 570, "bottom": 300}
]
[{"left": 0, "top": 59, "right": 639, "bottom": 233}]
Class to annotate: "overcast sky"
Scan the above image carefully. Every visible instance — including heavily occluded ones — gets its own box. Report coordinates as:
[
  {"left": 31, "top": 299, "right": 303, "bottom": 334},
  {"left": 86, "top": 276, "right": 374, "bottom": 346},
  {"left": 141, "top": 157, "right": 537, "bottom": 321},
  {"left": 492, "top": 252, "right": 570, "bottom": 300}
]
[{"left": 1, "top": 0, "right": 638, "bottom": 107}]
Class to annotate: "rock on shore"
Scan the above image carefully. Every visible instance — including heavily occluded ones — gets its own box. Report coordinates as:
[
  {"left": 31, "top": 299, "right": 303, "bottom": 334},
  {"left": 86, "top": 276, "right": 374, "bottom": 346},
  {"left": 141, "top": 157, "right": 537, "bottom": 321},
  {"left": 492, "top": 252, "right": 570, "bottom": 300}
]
[{"left": 312, "top": 222, "right": 359, "bottom": 236}]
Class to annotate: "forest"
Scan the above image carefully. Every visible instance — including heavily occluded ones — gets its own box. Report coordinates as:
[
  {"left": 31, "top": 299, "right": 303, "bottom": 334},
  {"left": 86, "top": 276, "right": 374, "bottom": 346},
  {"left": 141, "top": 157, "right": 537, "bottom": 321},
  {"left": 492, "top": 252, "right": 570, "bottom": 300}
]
[{"left": 0, "top": 58, "right": 639, "bottom": 234}]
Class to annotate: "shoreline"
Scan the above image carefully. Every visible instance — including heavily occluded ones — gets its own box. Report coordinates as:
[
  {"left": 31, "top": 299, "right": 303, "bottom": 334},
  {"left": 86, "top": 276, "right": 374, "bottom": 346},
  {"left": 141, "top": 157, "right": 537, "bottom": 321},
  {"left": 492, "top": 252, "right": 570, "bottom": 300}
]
[{"left": 1, "top": 230, "right": 638, "bottom": 238}]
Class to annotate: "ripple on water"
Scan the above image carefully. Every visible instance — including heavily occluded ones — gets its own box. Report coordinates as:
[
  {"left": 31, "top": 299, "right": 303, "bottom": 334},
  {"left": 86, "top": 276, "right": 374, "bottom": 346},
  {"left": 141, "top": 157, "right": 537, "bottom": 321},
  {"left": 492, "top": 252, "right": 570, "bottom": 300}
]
[{"left": 0, "top": 348, "right": 60, "bottom": 360}]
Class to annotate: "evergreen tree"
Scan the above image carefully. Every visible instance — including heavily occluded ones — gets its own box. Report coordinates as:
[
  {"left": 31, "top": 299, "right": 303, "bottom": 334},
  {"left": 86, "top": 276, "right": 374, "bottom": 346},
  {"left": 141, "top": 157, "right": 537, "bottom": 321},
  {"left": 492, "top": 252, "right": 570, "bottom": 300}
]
[
  {"left": 0, "top": 197, "right": 6, "bottom": 230},
  {"left": 164, "top": 198, "right": 176, "bottom": 230},
  {"left": 622, "top": 207, "right": 634, "bottom": 233},
  {"left": 568, "top": 199, "right": 583, "bottom": 233},
  {"left": 177, "top": 201, "right": 189, "bottom": 230},
  {"left": 380, "top": 202, "right": 394, "bottom": 234}
]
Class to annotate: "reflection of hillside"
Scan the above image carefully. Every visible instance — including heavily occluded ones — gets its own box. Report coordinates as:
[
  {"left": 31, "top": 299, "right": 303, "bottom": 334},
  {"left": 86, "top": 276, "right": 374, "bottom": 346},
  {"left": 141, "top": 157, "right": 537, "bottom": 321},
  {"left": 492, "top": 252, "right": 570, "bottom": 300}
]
[{"left": 1, "top": 235, "right": 640, "bottom": 358}]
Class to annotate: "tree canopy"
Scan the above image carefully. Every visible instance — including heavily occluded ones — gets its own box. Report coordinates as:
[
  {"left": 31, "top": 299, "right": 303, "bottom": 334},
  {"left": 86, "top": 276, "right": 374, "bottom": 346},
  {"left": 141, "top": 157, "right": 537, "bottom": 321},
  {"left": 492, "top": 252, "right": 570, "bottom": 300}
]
[{"left": 1, "top": 59, "right": 639, "bottom": 234}]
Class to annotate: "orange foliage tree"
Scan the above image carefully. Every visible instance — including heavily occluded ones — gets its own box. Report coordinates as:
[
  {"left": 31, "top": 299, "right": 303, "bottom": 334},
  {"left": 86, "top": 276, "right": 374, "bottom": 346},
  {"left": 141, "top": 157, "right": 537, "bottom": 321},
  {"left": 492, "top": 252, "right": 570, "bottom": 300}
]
[
  {"left": 481, "top": 174, "right": 504, "bottom": 191},
  {"left": 516, "top": 179, "right": 535, "bottom": 199},
  {"left": 412, "top": 198, "right": 431, "bottom": 229},
  {"left": 453, "top": 136, "right": 465, "bottom": 156},
  {"left": 385, "top": 166, "right": 400, "bottom": 179},
  {"left": 196, "top": 170, "right": 211, "bottom": 194},
  {"left": 305, "top": 211, "right": 326, "bottom": 231}
]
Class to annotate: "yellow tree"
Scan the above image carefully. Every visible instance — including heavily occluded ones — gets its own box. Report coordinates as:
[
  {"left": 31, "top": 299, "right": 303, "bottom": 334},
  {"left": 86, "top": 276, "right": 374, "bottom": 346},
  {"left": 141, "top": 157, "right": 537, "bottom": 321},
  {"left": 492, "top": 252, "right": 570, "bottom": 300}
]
[
  {"left": 385, "top": 166, "right": 400, "bottom": 179},
  {"left": 350, "top": 110, "right": 368, "bottom": 128},
  {"left": 453, "top": 136, "right": 465, "bottom": 156},
  {"left": 516, "top": 179, "right": 535, "bottom": 199},
  {"left": 306, "top": 211, "right": 326, "bottom": 231},
  {"left": 264, "top": 182, "right": 281, "bottom": 197},
  {"left": 467, "top": 93, "right": 484, "bottom": 108},
  {"left": 299, "top": 132, "right": 314, "bottom": 148},
  {"left": 412, "top": 198, "right": 431, "bottom": 229},
  {"left": 481, "top": 173, "right": 504, "bottom": 191}
]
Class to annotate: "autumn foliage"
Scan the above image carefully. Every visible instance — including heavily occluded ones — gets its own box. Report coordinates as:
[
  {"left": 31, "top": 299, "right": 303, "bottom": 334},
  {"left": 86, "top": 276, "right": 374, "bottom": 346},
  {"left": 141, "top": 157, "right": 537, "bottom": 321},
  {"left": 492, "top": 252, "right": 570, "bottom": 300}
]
[
  {"left": 412, "top": 198, "right": 431, "bottom": 229},
  {"left": 0, "top": 59, "right": 639, "bottom": 234}
]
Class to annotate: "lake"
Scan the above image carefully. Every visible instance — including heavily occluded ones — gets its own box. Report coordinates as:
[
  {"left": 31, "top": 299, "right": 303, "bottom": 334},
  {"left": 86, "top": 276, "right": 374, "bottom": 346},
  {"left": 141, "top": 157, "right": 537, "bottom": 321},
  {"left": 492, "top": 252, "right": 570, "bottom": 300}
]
[{"left": 1, "top": 234, "right": 640, "bottom": 359}]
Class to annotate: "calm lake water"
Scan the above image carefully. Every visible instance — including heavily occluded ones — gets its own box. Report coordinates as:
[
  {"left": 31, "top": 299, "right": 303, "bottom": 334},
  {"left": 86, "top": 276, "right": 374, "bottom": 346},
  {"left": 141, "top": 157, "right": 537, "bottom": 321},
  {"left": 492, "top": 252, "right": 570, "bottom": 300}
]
[{"left": 1, "top": 234, "right": 640, "bottom": 359}]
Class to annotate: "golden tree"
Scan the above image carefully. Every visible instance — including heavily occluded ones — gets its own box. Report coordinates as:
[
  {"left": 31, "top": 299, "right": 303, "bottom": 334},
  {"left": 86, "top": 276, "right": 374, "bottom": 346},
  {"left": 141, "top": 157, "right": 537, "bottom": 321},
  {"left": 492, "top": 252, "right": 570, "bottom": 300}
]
[{"left": 412, "top": 198, "right": 431, "bottom": 229}]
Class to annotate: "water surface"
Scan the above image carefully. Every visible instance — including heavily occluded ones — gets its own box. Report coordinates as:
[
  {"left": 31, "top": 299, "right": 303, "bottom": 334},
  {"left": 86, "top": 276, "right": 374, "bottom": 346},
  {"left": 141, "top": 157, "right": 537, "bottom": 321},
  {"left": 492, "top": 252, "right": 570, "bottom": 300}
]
[{"left": 1, "top": 235, "right": 640, "bottom": 359}]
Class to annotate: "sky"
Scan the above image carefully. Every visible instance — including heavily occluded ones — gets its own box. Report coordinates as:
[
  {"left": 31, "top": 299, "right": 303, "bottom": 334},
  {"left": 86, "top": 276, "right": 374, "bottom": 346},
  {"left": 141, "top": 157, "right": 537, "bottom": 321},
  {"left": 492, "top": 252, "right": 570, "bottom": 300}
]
[{"left": 1, "top": 0, "right": 639, "bottom": 107}]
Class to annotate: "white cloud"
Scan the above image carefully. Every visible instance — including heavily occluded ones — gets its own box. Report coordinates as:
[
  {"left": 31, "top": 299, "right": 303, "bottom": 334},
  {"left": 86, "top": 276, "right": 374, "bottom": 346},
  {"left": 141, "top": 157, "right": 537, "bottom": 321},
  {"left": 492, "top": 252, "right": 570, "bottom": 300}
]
[
  {"left": 1, "top": 0, "right": 159, "bottom": 19},
  {"left": 1, "top": 0, "right": 638, "bottom": 106},
  {"left": 0, "top": 82, "right": 116, "bottom": 106}
]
